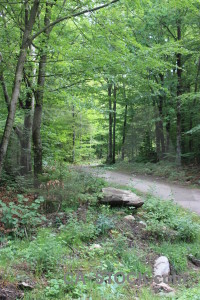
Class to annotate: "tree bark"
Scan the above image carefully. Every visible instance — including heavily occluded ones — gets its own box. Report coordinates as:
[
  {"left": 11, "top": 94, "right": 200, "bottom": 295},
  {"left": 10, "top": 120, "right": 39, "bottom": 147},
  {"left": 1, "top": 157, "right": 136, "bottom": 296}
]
[
  {"left": 107, "top": 83, "right": 113, "bottom": 164},
  {"left": 121, "top": 104, "right": 127, "bottom": 161},
  {"left": 32, "top": 3, "right": 52, "bottom": 180},
  {"left": 0, "top": 0, "right": 39, "bottom": 177},
  {"left": 158, "top": 96, "right": 165, "bottom": 157},
  {"left": 176, "top": 22, "right": 182, "bottom": 166},
  {"left": 112, "top": 84, "right": 117, "bottom": 164},
  {"left": 72, "top": 105, "right": 76, "bottom": 163},
  {"left": 20, "top": 91, "right": 34, "bottom": 175},
  {"left": 166, "top": 118, "right": 170, "bottom": 153},
  {"left": 121, "top": 83, "right": 127, "bottom": 160}
]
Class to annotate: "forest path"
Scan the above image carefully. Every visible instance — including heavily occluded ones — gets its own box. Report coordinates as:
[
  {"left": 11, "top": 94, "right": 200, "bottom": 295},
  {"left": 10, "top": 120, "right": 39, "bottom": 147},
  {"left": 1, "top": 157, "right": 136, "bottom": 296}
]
[{"left": 81, "top": 166, "right": 200, "bottom": 215}]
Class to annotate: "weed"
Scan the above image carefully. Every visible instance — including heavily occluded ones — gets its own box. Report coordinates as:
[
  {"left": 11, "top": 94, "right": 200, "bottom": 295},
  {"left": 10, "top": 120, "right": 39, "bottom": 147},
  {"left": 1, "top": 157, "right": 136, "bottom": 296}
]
[{"left": 0, "top": 195, "right": 46, "bottom": 238}]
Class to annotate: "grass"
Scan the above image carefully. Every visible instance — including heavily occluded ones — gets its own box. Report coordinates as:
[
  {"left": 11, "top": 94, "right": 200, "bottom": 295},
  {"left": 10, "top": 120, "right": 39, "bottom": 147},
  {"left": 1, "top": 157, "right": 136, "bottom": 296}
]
[{"left": 0, "top": 163, "right": 200, "bottom": 299}]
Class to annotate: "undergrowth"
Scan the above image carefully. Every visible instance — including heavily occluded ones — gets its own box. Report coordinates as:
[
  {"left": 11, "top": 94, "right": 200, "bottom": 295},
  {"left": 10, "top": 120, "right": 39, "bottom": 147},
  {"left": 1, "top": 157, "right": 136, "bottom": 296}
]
[{"left": 0, "top": 162, "right": 199, "bottom": 299}]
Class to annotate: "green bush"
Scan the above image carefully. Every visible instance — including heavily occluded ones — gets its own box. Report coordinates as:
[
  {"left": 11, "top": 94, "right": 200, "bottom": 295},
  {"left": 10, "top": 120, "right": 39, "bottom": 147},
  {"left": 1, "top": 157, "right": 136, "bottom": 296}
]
[
  {"left": 39, "top": 165, "right": 105, "bottom": 211},
  {"left": 59, "top": 216, "right": 97, "bottom": 245},
  {"left": 172, "top": 217, "right": 200, "bottom": 242},
  {"left": 143, "top": 196, "right": 200, "bottom": 242},
  {"left": 21, "top": 229, "right": 64, "bottom": 275},
  {"left": 96, "top": 214, "right": 114, "bottom": 235},
  {"left": 0, "top": 195, "right": 46, "bottom": 237}
]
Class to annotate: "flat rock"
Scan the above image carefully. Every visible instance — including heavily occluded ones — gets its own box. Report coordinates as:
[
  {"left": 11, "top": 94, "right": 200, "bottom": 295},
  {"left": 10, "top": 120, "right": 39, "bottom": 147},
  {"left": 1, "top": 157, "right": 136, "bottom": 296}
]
[{"left": 101, "top": 187, "right": 144, "bottom": 208}]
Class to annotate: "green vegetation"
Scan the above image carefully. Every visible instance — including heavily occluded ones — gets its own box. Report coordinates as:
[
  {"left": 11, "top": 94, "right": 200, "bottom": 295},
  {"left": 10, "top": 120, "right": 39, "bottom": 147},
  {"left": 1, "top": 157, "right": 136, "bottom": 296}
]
[
  {"left": 0, "top": 167, "right": 199, "bottom": 299},
  {"left": 0, "top": 0, "right": 200, "bottom": 299}
]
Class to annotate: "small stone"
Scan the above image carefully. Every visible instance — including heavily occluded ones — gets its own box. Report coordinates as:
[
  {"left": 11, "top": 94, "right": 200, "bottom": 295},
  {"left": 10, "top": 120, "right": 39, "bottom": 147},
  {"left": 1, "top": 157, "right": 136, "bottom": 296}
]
[
  {"left": 124, "top": 215, "right": 135, "bottom": 221},
  {"left": 89, "top": 244, "right": 102, "bottom": 250},
  {"left": 152, "top": 282, "right": 174, "bottom": 293},
  {"left": 139, "top": 221, "right": 147, "bottom": 227},
  {"left": 18, "top": 282, "right": 34, "bottom": 290}
]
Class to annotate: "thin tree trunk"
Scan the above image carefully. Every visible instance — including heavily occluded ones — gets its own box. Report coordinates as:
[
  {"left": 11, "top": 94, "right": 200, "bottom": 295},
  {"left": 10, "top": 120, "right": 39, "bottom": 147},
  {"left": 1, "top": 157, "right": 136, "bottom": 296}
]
[
  {"left": 176, "top": 22, "right": 182, "bottom": 166},
  {"left": 20, "top": 92, "right": 34, "bottom": 175},
  {"left": 0, "top": 0, "right": 39, "bottom": 176},
  {"left": 72, "top": 105, "right": 75, "bottom": 163},
  {"left": 158, "top": 74, "right": 165, "bottom": 157},
  {"left": 166, "top": 118, "right": 170, "bottom": 153},
  {"left": 112, "top": 84, "right": 117, "bottom": 164},
  {"left": 155, "top": 119, "right": 161, "bottom": 160},
  {"left": 158, "top": 96, "right": 165, "bottom": 157},
  {"left": 121, "top": 83, "right": 127, "bottom": 160},
  {"left": 107, "top": 83, "right": 113, "bottom": 164},
  {"left": 122, "top": 104, "right": 127, "bottom": 160},
  {"left": 153, "top": 97, "right": 160, "bottom": 161}
]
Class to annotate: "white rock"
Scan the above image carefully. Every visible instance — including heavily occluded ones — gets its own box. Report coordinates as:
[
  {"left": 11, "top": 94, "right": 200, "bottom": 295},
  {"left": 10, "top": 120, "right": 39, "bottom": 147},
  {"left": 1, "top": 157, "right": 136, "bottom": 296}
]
[
  {"left": 139, "top": 220, "right": 147, "bottom": 227},
  {"left": 124, "top": 215, "right": 135, "bottom": 221},
  {"left": 89, "top": 244, "right": 102, "bottom": 250},
  {"left": 154, "top": 256, "right": 170, "bottom": 278}
]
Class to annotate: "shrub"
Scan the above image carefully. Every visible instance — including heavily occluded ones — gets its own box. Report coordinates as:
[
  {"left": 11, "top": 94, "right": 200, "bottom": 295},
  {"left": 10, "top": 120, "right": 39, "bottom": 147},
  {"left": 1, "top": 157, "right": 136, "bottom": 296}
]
[
  {"left": 39, "top": 165, "right": 105, "bottom": 211},
  {"left": 21, "top": 229, "right": 64, "bottom": 275},
  {"left": 59, "top": 216, "right": 97, "bottom": 245},
  {"left": 96, "top": 214, "right": 114, "bottom": 235},
  {"left": 173, "top": 217, "right": 200, "bottom": 242},
  {"left": 143, "top": 196, "right": 200, "bottom": 242},
  {"left": 0, "top": 195, "right": 46, "bottom": 237}
]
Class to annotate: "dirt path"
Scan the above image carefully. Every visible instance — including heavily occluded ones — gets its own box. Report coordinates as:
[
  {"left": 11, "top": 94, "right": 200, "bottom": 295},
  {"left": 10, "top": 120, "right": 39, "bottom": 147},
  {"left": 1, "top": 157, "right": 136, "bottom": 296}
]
[{"left": 82, "top": 166, "right": 200, "bottom": 215}]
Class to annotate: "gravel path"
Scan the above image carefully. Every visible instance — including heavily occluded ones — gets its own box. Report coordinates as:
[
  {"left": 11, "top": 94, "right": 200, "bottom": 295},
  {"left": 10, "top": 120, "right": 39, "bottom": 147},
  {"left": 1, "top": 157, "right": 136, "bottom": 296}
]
[{"left": 82, "top": 167, "right": 200, "bottom": 215}]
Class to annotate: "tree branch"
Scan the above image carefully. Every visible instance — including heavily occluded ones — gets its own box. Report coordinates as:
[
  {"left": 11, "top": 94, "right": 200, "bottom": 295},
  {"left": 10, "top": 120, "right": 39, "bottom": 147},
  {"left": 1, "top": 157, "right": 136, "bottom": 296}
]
[{"left": 30, "top": 0, "right": 120, "bottom": 42}]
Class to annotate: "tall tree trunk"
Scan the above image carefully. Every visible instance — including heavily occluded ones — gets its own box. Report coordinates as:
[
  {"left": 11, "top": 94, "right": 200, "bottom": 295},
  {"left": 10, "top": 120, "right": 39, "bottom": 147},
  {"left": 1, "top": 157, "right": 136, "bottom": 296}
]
[
  {"left": 107, "top": 83, "right": 113, "bottom": 164},
  {"left": 158, "top": 96, "right": 165, "bottom": 157},
  {"left": 155, "top": 119, "right": 161, "bottom": 160},
  {"left": 153, "top": 98, "right": 160, "bottom": 161},
  {"left": 32, "top": 53, "right": 46, "bottom": 178},
  {"left": 121, "top": 104, "right": 127, "bottom": 160},
  {"left": 20, "top": 92, "right": 34, "bottom": 175},
  {"left": 20, "top": 45, "right": 36, "bottom": 176},
  {"left": 176, "top": 22, "right": 182, "bottom": 166},
  {"left": 72, "top": 105, "right": 75, "bottom": 163},
  {"left": 112, "top": 84, "right": 117, "bottom": 164},
  {"left": 121, "top": 83, "right": 127, "bottom": 160},
  {"left": 166, "top": 118, "right": 170, "bottom": 153},
  {"left": 32, "top": 3, "right": 52, "bottom": 180},
  {"left": 158, "top": 74, "right": 165, "bottom": 157},
  {"left": 0, "top": 0, "right": 39, "bottom": 177},
  {"left": 189, "top": 58, "right": 200, "bottom": 153}
]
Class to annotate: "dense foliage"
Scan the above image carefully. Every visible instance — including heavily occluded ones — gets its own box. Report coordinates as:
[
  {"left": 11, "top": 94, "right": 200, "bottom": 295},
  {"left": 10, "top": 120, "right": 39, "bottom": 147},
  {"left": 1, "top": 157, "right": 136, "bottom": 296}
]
[{"left": 0, "top": 0, "right": 200, "bottom": 181}]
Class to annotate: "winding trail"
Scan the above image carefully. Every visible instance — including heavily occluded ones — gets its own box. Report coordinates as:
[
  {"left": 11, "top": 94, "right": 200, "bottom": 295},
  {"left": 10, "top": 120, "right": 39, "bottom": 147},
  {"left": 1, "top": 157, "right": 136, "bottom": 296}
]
[{"left": 82, "top": 166, "right": 200, "bottom": 215}]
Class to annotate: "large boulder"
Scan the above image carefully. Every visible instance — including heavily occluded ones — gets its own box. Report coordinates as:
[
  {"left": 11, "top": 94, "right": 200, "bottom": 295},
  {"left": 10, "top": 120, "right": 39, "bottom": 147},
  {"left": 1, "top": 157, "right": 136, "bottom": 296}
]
[
  {"left": 154, "top": 256, "right": 170, "bottom": 278},
  {"left": 101, "top": 187, "right": 144, "bottom": 208}
]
